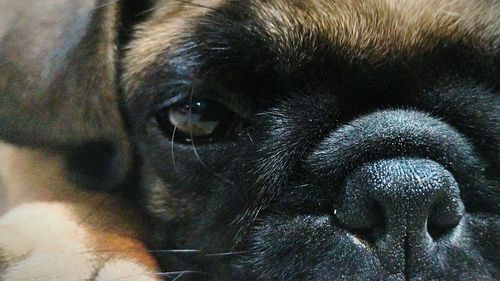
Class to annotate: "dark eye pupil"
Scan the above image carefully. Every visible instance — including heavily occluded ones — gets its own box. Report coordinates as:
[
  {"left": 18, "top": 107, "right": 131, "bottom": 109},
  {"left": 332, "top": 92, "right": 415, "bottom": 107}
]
[
  {"left": 155, "top": 99, "right": 239, "bottom": 143},
  {"left": 180, "top": 100, "right": 226, "bottom": 120}
]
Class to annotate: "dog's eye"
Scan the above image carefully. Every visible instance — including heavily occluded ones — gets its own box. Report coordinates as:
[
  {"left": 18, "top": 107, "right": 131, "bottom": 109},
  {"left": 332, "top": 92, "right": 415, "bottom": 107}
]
[{"left": 155, "top": 98, "right": 240, "bottom": 144}]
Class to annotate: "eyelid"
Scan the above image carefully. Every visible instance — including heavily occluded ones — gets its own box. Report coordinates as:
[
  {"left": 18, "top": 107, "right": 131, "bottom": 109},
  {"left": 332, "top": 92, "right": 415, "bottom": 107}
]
[
  {"left": 206, "top": 94, "right": 255, "bottom": 119},
  {"left": 154, "top": 92, "right": 190, "bottom": 112},
  {"left": 153, "top": 81, "right": 255, "bottom": 120}
]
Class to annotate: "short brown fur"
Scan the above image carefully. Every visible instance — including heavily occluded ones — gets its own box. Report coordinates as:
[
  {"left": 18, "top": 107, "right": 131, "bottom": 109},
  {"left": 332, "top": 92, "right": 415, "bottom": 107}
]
[{"left": 124, "top": 0, "right": 499, "bottom": 94}]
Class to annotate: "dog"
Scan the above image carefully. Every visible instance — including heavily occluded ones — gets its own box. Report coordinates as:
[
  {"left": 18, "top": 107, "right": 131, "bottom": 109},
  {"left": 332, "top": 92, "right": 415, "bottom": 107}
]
[{"left": 0, "top": 0, "right": 498, "bottom": 280}]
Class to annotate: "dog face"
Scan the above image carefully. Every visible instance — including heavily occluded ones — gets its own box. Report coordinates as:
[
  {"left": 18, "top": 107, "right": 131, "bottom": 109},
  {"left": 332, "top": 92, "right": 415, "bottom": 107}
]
[
  {"left": 0, "top": 0, "right": 497, "bottom": 280},
  {"left": 122, "top": 0, "right": 499, "bottom": 280}
]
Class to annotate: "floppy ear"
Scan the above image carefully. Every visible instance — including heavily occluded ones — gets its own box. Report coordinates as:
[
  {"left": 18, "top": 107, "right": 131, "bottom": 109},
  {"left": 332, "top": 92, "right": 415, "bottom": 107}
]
[{"left": 0, "top": 0, "right": 152, "bottom": 189}]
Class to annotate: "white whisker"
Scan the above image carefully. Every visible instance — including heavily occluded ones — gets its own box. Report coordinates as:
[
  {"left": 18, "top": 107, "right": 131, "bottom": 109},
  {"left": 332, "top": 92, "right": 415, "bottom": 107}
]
[
  {"left": 205, "top": 251, "right": 246, "bottom": 257},
  {"left": 171, "top": 125, "right": 178, "bottom": 170}
]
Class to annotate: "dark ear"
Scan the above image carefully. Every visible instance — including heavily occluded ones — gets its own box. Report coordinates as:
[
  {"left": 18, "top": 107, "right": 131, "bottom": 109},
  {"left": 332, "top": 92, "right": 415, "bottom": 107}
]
[{"left": 0, "top": 0, "right": 152, "bottom": 189}]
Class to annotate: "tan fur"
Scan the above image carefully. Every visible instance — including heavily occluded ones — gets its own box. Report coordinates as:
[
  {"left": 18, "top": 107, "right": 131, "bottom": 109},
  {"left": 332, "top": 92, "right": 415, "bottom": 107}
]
[
  {"left": 123, "top": 0, "right": 228, "bottom": 92},
  {"left": 252, "top": 0, "right": 498, "bottom": 62},
  {"left": 0, "top": 203, "right": 160, "bottom": 281},
  {"left": 0, "top": 142, "right": 160, "bottom": 279},
  {"left": 124, "top": 0, "right": 498, "bottom": 92},
  {"left": 0, "top": 142, "right": 74, "bottom": 209},
  {"left": 0, "top": 203, "right": 98, "bottom": 280},
  {"left": 0, "top": 1, "right": 131, "bottom": 178},
  {"left": 95, "top": 259, "right": 159, "bottom": 281}
]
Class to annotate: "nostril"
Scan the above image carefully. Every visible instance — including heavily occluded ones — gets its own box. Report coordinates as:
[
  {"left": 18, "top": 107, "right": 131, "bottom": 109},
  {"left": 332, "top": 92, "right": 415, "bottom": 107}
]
[
  {"left": 334, "top": 202, "right": 386, "bottom": 245},
  {"left": 354, "top": 222, "right": 386, "bottom": 246},
  {"left": 426, "top": 218, "right": 461, "bottom": 240},
  {"left": 427, "top": 204, "right": 463, "bottom": 240}
]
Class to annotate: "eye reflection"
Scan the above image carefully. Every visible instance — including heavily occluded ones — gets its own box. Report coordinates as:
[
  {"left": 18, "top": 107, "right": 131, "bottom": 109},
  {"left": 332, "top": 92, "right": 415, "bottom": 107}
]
[{"left": 155, "top": 98, "right": 240, "bottom": 143}]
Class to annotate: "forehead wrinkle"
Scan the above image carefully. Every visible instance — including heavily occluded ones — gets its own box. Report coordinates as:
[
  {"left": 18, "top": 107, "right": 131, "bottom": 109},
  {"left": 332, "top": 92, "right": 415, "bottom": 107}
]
[
  {"left": 252, "top": 0, "right": 499, "bottom": 65},
  {"left": 122, "top": 0, "right": 228, "bottom": 96}
]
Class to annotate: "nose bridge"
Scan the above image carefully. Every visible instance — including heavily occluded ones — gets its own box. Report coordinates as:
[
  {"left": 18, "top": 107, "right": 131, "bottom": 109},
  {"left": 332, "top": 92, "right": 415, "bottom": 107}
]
[{"left": 307, "top": 109, "right": 479, "bottom": 188}]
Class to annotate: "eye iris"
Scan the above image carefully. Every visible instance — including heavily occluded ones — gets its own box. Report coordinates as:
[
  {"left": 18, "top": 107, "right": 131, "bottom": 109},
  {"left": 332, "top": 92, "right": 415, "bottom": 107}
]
[
  {"left": 169, "top": 101, "right": 224, "bottom": 136},
  {"left": 155, "top": 98, "right": 238, "bottom": 143}
]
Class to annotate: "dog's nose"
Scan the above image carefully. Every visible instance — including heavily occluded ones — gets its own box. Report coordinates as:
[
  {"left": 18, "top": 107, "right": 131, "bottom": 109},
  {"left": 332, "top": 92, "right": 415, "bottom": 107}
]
[
  {"left": 337, "top": 158, "right": 464, "bottom": 239},
  {"left": 336, "top": 158, "right": 465, "bottom": 275},
  {"left": 304, "top": 110, "right": 476, "bottom": 275}
]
